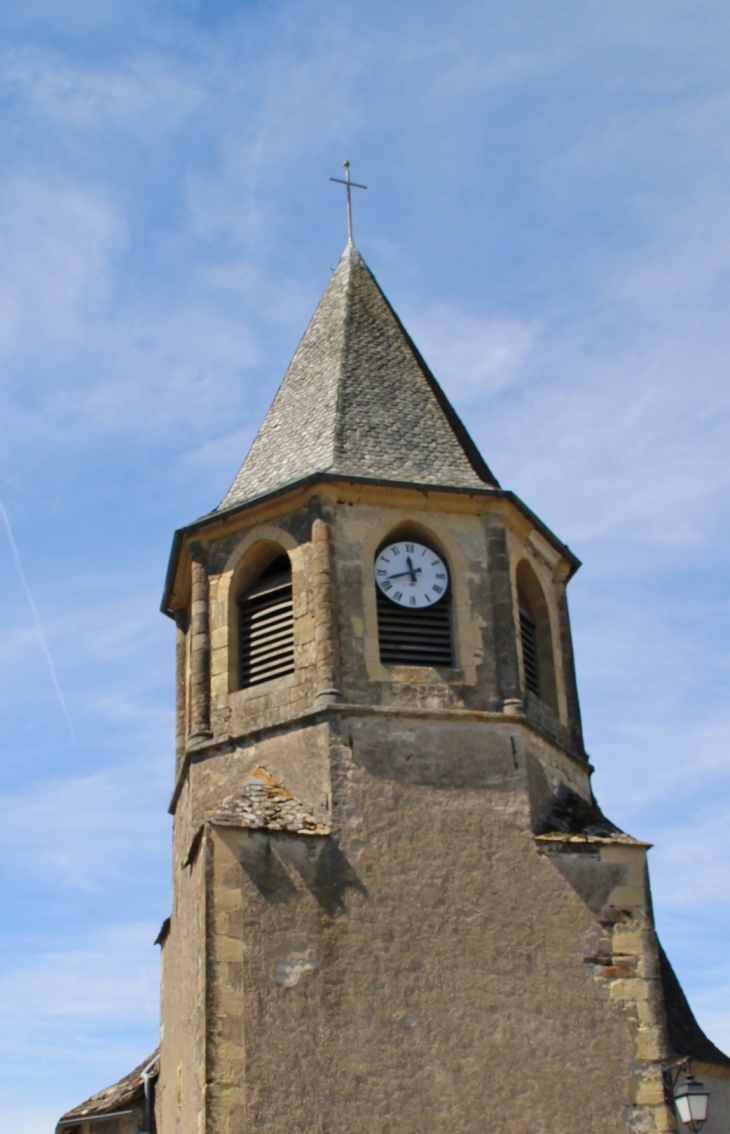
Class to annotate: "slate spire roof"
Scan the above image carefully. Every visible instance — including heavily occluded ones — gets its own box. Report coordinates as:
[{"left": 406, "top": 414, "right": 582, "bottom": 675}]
[{"left": 219, "top": 240, "right": 498, "bottom": 511}]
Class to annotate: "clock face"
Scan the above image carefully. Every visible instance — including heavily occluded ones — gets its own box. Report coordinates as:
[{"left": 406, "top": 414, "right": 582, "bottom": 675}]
[{"left": 374, "top": 541, "right": 449, "bottom": 609}]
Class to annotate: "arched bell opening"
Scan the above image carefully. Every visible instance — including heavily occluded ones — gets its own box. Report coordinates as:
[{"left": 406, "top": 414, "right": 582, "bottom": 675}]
[
  {"left": 374, "top": 528, "right": 454, "bottom": 668},
  {"left": 235, "top": 546, "right": 294, "bottom": 690},
  {"left": 515, "top": 558, "right": 558, "bottom": 714}
]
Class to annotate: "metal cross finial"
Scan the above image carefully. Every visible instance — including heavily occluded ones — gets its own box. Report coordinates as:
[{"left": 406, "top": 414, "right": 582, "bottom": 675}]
[{"left": 330, "top": 160, "right": 367, "bottom": 242}]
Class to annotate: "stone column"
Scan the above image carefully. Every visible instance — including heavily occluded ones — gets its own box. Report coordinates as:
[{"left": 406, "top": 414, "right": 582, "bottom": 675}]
[
  {"left": 555, "top": 578, "right": 584, "bottom": 753},
  {"left": 175, "top": 609, "right": 188, "bottom": 776},
  {"left": 312, "top": 518, "right": 341, "bottom": 706},
  {"left": 484, "top": 513, "right": 523, "bottom": 715},
  {"left": 189, "top": 542, "right": 212, "bottom": 743}
]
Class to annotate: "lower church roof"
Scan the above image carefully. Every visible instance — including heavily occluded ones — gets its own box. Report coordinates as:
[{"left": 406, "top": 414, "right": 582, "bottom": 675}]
[
  {"left": 659, "top": 944, "right": 730, "bottom": 1070},
  {"left": 58, "top": 1049, "right": 158, "bottom": 1127}
]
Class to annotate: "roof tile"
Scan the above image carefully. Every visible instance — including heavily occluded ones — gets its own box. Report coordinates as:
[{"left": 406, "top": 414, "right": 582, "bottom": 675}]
[{"left": 219, "top": 241, "right": 498, "bottom": 510}]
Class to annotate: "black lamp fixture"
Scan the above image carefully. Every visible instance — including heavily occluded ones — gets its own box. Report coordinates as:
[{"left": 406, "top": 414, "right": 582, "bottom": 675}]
[
  {"left": 673, "top": 1072, "right": 710, "bottom": 1133},
  {"left": 664, "top": 1058, "right": 711, "bottom": 1134}
]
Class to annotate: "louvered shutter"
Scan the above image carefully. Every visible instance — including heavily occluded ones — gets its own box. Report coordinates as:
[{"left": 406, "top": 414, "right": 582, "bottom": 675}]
[
  {"left": 519, "top": 604, "right": 540, "bottom": 696},
  {"left": 239, "top": 571, "right": 294, "bottom": 688},
  {"left": 377, "top": 590, "right": 453, "bottom": 667}
]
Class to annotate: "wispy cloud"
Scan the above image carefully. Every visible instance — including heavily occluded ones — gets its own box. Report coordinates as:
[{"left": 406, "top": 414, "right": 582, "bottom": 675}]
[
  {"left": 409, "top": 305, "right": 537, "bottom": 402},
  {"left": 0, "top": 0, "right": 728, "bottom": 1123},
  {"left": 0, "top": 921, "right": 161, "bottom": 1134},
  {"left": 0, "top": 495, "right": 76, "bottom": 743},
  {"left": 0, "top": 922, "right": 159, "bottom": 1045},
  {"left": 0, "top": 756, "right": 168, "bottom": 892}
]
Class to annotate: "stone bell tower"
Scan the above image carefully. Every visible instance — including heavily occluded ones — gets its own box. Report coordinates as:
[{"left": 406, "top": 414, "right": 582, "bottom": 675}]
[{"left": 157, "top": 239, "right": 676, "bottom": 1134}]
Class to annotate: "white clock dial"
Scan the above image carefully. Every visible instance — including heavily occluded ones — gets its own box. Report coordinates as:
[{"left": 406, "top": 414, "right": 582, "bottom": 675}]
[{"left": 374, "top": 541, "right": 449, "bottom": 609}]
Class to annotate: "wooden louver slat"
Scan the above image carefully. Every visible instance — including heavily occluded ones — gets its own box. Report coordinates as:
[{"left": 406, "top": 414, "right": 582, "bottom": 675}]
[
  {"left": 239, "top": 576, "right": 294, "bottom": 688},
  {"left": 519, "top": 610, "right": 540, "bottom": 696},
  {"left": 377, "top": 590, "right": 453, "bottom": 667}
]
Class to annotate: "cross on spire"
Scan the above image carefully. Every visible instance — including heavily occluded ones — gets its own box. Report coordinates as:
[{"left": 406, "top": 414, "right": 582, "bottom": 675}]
[{"left": 330, "top": 160, "right": 367, "bottom": 242}]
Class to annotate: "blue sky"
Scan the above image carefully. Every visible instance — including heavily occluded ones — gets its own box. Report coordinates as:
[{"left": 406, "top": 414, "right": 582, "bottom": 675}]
[{"left": 0, "top": 1, "right": 729, "bottom": 1129}]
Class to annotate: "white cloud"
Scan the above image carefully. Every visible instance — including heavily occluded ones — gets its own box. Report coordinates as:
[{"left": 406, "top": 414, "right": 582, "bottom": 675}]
[
  {"left": 409, "top": 304, "right": 537, "bottom": 401},
  {"left": 466, "top": 297, "right": 730, "bottom": 548},
  {"left": 0, "top": 921, "right": 160, "bottom": 1131},
  {"left": 0, "top": 761, "right": 168, "bottom": 891},
  {"left": 0, "top": 0, "right": 729, "bottom": 1123},
  {"left": 2, "top": 46, "right": 204, "bottom": 137},
  {"left": 0, "top": 177, "right": 122, "bottom": 358},
  {"left": 0, "top": 1105, "right": 64, "bottom": 1134},
  {"left": 0, "top": 922, "right": 159, "bottom": 1038},
  {"left": 0, "top": 622, "right": 47, "bottom": 676},
  {"left": 73, "top": 306, "right": 261, "bottom": 433}
]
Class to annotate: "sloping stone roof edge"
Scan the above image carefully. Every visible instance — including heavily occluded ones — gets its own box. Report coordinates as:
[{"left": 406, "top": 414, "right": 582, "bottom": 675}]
[
  {"left": 659, "top": 941, "right": 730, "bottom": 1069},
  {"left": 534, "top": 832, "right": 652, "bottom": 847},
  {"left": 161, "top": 476, "right": 580, "bottom": 616},
  {"left": 59, "top": 1050, "right": 159, "bottom": 1122},
  {"left": 355, "top": 255, "right": 500, "bottom": 491},
  {"left": 218, "top": 240, "right": 498, "bottom": 511},
  {"left": 209, "top": 765, "right": 330, "bottom": 834}
]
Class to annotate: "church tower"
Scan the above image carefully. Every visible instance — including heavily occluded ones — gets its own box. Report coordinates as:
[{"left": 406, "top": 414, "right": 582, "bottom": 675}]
[{"left": 156, "top": 239, "right": 674, "bottom": 1134}]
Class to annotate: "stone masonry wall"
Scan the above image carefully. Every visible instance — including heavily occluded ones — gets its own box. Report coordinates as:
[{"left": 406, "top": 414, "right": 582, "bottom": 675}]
[
  {"left": 160, "top": 481, "right": 644, "bottom": 1134},
  {"left": 171, "top": 487, "right": 585, "bottom": 764},
  {"left": 159, "top": 775, "right": 208, "bottom": 1134},
  {"left": 196, "top": 716, "right": 672, "bottom": 1134}
]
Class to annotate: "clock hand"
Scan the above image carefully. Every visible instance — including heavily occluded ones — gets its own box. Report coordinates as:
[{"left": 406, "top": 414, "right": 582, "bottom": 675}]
[
  {"left": 406, "top": 555, "right": 418, "bottom": 583},
  {"left": 386, "top": 567, "right": 423, "bottom": 581}
]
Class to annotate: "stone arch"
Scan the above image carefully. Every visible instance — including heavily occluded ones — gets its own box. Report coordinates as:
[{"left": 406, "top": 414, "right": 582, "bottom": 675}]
[
  {"left": 224, "top": 526, "right": 298, "bottom": 590},
  {"left": 236, "top": 549, "right": 294, "bottom": 690},
  {"left": 219, "top": 527, "right": 299, "bottom": 694},
  {"left": 231, "top": 539, "right": 293, "bottom": 601},
  {"left": 373, "top": 522, "right": 454, "bottom": 670},
  {"left": 359, "top": 512, "right": 476, "bottom": 679},
  {"left": 374, "top": 519, "right": 452, "bottom": 566},
  {"left": 515, "top": 558, "right": 558, "bottom": 714}
]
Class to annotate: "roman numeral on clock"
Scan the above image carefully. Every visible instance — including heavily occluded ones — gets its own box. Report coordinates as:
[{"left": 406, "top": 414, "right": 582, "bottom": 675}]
[{"left": 374, "top": 540, "right": 449, "bottom": 609}]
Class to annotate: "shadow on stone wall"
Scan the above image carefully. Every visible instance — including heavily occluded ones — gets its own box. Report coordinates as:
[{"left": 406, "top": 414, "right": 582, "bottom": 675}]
[{"left": 236, "top": 830, "right": 368, "bottom": 917}]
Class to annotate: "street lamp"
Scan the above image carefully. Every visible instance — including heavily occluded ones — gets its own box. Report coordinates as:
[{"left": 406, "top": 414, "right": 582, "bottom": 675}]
[{"left": 674, "top": 1073, "right": 710, "bottom": 1133}]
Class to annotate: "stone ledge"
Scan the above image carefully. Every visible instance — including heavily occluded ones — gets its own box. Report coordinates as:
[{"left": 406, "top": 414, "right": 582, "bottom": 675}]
[{"left": 170, "top": 704, "right": 591, "bottom": 815}]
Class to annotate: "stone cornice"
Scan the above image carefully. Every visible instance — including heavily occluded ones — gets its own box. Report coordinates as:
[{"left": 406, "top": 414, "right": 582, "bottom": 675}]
[
  {"left": 161, "top": 475, "right": 581, "bottom": 616},
  {"left": 168, "top": 702, "right": 591, "bottom": 815}
]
